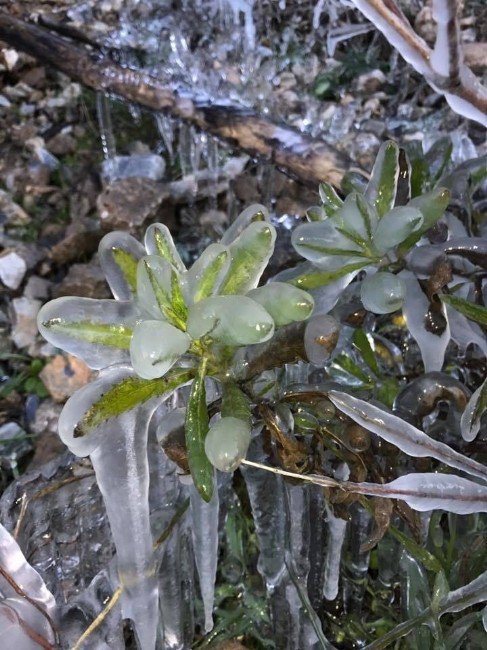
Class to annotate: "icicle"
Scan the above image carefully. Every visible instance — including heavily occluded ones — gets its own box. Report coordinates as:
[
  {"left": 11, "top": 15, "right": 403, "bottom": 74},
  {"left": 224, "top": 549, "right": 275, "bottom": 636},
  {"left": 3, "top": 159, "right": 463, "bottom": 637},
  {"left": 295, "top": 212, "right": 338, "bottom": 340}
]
[
  {"left": 241, "top": 433, "right": 287, "bottom": 587},
  {"left": 155, "top": 113, "right": 174, "bottom": 162},
  {"left": 96, "top": 92, "right": 116, "bottom": 165},
  {"left": 189, "top": 476, "right": 219, "bottom": 633},
  {"left": 343, "top": 503, "right": 372, "bottom": 613},
  {"left": 58, "top": 365, "right": 160, "bottom": 650},
  {"left": 323, "top": 503, "right": 347, "bottom": 601}
]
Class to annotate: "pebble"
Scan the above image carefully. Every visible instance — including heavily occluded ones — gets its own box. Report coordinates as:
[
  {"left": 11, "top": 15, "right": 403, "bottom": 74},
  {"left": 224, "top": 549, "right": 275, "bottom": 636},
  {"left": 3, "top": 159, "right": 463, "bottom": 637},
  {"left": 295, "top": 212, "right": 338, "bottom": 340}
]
[
  {"left": 0, "top": 250, "right": 27, "bottom": 290},
  {"left": 24, "top": 275, "right": 52, "bottom": 300},
  {"left": 39, "top": 354, "right": 93, "bottom": 402},
  {"left": 54, "top": 260, "right": 110, "bottom": 299},
  {"left": 11, "top": 296, "right": 41, "bottom": 349},
  {"left": 356, "top": 69, "right": 387, "bottom": 94}
]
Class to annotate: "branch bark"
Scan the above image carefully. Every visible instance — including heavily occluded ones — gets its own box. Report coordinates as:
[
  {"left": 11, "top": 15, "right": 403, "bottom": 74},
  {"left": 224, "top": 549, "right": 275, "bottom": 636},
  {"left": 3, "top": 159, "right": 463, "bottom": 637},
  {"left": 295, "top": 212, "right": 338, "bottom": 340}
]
[
  {"left": 349, "top": 0, "right": 487, "bottom": 126},
  {"left": 0, "top": 13, "right": 354, "bottom": 189}
]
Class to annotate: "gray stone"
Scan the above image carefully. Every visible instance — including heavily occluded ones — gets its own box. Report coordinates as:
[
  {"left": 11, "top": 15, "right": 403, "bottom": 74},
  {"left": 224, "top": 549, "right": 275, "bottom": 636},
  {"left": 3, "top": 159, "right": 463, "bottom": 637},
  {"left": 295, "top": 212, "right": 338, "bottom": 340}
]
[
  {"left": 0, "top": 250, "right": 27, "bottom": 290},
  {"left": 24, "top": 275, "right": 52, "bottom": 300},
  {"left": 11, "top": 296, "right": 41, "bottom": 349}
]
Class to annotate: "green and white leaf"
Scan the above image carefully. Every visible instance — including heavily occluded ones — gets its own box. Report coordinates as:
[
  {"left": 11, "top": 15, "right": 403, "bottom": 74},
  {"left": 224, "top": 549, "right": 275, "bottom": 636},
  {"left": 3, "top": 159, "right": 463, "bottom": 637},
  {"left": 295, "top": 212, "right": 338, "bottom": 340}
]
[
  {"left": 365, "top": 140, "right": 400, "bottom": 217},
  {"left": 185, "top": 243, "right": 230, "bottom": 303},
  {"left": 144, "top": 222, "right": 186, "bottom": 272},
  {"left": 130, "top": 320, "right": 191, "bottom": 380},
  {"left": 247, "top": 282, "right": 314, "bottom": 327}
]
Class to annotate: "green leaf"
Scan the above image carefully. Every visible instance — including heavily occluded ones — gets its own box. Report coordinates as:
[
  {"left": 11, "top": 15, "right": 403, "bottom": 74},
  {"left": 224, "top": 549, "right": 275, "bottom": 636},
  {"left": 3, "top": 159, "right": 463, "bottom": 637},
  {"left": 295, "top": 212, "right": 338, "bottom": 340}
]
[
  {"left": 397, "top": 187, "right": 450, "bottom": 255},
  {"left": 390, "top": 525, "right": 442, "bottom": 572},
  {"left": 306, "top": 205, "right": 327, "bottom": 222},
  {"left": 365, "top": 141, "right": 400, "bottom": 217},
  {"left": 145, "top": 223, "right": 185, "bottom": 272},
  {"left": 111, "top": 248, "right": 138, "bottom": 293},
  {"left": 288, "top": 261, "right": 368, "bottom": 290},
  {"left": 76, "top": 368, "right": 193, "bottom": 436},
  {"left": 219, "top": 221, "right": 276, "bottom": 295},
  {"left": 141, "top": 258, "right": 187, "bottom": 329},
  {"left": 472, "top": 378, "right": 487, "bottom": 427},
  {"left": 440, "top": 294, "right": 487, "bottom": 326},
  {"left": 352, "top": 329, "right": 379, "bottom": 375},
  {"left": 333, "top": 353, "right": 372, "bottom": 384},
  {"left": 222, "top": 381, "right": 252, "bottom": 425},
  {"left": 42, "top": 320, "right": 133, "bottom": 349},
  {"left": 170, "top": 268, "right": 189, "bottom": 322},
  {"left": 192, "top": 248, "right": 229, "bottom": 302},
  {"left": 185, "top": 359, "right": 214, "bottom": 502}
]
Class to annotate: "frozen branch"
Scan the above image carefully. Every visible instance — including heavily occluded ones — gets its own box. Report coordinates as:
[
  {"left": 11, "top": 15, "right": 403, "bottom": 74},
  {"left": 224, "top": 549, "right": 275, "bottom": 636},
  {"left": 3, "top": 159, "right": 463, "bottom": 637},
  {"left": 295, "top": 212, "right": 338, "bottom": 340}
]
[{"left": 348, "top": 0, "right": 487, "bottom": 126}]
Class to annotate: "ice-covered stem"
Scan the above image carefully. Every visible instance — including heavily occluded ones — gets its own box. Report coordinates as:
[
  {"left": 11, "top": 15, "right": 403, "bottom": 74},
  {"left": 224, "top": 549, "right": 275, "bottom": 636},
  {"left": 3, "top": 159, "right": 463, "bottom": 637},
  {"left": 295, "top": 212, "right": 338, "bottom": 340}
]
[
  {"left": 348, "top": 0, "right": 487, "bottom": 126},
  {"left": 58, "top": 366, "right": 163, "bottom": 650}
]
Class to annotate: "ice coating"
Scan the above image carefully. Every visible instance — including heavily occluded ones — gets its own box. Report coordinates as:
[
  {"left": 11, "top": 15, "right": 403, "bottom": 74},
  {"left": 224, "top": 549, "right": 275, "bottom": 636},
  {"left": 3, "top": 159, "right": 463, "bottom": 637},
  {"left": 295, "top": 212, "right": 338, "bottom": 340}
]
[
  {"left": 248, "top": 282, "right": 314, "bottom": 327},
  {"left": 304, "top": 314, "right": 339, "bottom": 365},
  {"left": 291, "top": 219, "right": 363, "bottom": 269},
  {"left": 37, "top": 296, "right": 138, "bottom": 370},
  {"left": 360, "top": 272, "right": 405, "bottom": 314},
  {"left": 184, "top": 243, "right": 230, "bottom": 303},
  {"left": 59, "top": 365, "right": 161, "bottom": 649},
  {"left": 136, "top": 255, "right": 178, "bottom": 320},
  {"left": 220, "top": 203, "right": 269, "bottom": 245},
  {"left": 401, "top": 273, "right": 450, "bottom": 372},
  {"left": 372, "top": 207, "right": 423, "bottom": 254},
  {"left": 144, "top": 222, "right": 186, "bottom": 273},
  {"left": 189, "top": 478, "right": 219, "bottom": 632},
  {"left": 204, "top": 416, "right": 251, "bottom": 472},
  {"left": 99, "top": 230, "right": 146, "bottom": 300},
  {"left": 329, "top": 390, "right": 487, "bottom": 482},
  {"left": 323, "top": 504, "right": 347, "bottom": 601},
  {"left": 187, "top": 295, "right": 274, "bottom": 345},
  {"left": 130, "top": 320, "right": 190, "bottom": 379},
  {"left": 460, "top": 379, "right": 487, "bottom": 442},
  {"left": 0, "top": 523, "right": 57, "bottom": 649}
]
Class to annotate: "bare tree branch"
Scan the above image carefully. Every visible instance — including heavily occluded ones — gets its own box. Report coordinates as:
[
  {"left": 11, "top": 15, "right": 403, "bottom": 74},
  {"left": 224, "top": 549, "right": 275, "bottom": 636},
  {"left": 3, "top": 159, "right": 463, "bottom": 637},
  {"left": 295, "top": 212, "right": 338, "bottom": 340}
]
[
  {"left": 0, "top": 12, "right": 355, "bottom": 189},
  {"left": 349, "top": 0, "right": 487, "bottom": 126}
]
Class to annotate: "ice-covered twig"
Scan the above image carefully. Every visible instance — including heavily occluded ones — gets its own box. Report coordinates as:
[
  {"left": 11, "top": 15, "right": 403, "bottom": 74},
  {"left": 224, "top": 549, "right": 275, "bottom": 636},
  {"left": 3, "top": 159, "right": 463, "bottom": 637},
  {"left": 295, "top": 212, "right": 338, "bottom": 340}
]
[{"left": 348, "top": 0, "right": 487, "bottom": 126}]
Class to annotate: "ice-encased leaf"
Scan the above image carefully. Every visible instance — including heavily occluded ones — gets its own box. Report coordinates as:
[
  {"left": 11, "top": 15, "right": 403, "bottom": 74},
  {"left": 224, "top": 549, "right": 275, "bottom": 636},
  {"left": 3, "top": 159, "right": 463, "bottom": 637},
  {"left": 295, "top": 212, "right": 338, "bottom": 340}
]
[
  {"left": 353, "top": 473, "right": 487, "bottom": 514},
  {"left": 304, "top": 314, "right": 340, "bottom": 365},
  {"left": 291, "top": 219, "right": 364, "bottom": 268},
  {"left": 219, "top": 221, "right": 276, "bottom": 294},
  {"left": 440, "top": 294, "right": 487, "bottom": 327},
  {"left": 401, "top": 274, "right": 450, "bottom": 372},
  {"left": 446, "top": 304, "right": 487, "bottom": 357},
  {"left": 360, "top": 272, "right": 405, "bottom": 314},
  {"left": 334, "top": 193, "right": 378, "bottom": 242},
  {"left": 37, "top": 296, "right": 137, "bottom": 369},
  {"left": 0, "top": 523, "right": 57, "bottom": 621},
  {"left": 329, "top": 390, "right": 487, "bottom": 482},
  {"left": 221, "top": 381, "right": 252, "bottom": 424},
  {"left": 60, "top": 364, "right": 192, "bottom": 446},
  {"left": 247, "top": 282, "right": 314, "bottom": 327},
  {"left": 372, "top": 206, "right": 423, "bottom": 254},
  {"left": 144, "top": 222, "right": 185, "bottom": 272},
  {"left": 185, "top": 362, "right": 213, "bottom": 502},
  {"left": 220, "top": 203, "right": 270, "bottom": 245},
  {"left": 461, "top": 379, "right": 487, "bottom": 442},
  {"left": 287, "top": 260, "right": 369, "bottom": 290},
  {"left": 306, "top": 205, "right": 327, "bottom": 221},
  {"left": 319, "top": 182, "right": 343, "bottom": 215},
  {"left": 398, "top": 187, "right": 450, "bottom": 253},
  {"left": 137, "top": 255, "right": 187, "bottom": 327},
  {"left": 99, "top": 230, "right": 145, "bottom": 300},
  {"left": 187, "top": 295, "right": 274, "bottom": 346},
  {"left": 184, "top": 243, "right": 230, "bottom": 303},
  {"left": 205, "top": 417, "right": 251, "bottom": 472},
  {"left": 130, "top": 320, "right": 190, "bottom": 380},
  {"left": 323, "top": 504, "right": 347, "bottom": 600},
  {"left": 364, "top": 140, "right": 400, "bottom": 217}
]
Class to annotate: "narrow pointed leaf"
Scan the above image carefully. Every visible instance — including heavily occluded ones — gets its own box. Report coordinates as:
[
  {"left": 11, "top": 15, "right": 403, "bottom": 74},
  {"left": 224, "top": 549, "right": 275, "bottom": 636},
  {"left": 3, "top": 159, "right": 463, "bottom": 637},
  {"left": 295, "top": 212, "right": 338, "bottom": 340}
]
[
  {"left": 76, "top": 367, "right": 193, "bottom": 436},
  {"left": 137, "top": 256, "right": 187, "bottom": 327},
  {"left": 440, "top": 294, "right": 487, "bottom": 327},
  {"left": 37, "top": 296, "right": 137, "bottom": 369},
  {"left": 185, "top": 361, "right": 214, "bottom": 502},
  {"left": 222, "top": 381, "right": 252, "bottom": 425},
  {"left": 99, "top": 231, "right": 145, "bottom": 300},
  {"left": 365, "top": 141, "right": 399, "bottom": 217},
  {"left": 288, "top": 261, "right": 368, "bottom": 290},
  {"left": 329, "top": 390, "right": 487, "bottom": 482},
  {"left": 144, "top": 222, "right": 185, "bottom": 272},
  {"left": 219, "top": 221, "right": 276, "bottom": 294},
  {"left": 185, "top": 243, "right": 230, "bottom": 303},
  {"left": 461, "top": 378, "right": 487, "bottom": 442},
  {"left": 352, "top": 329, "right": 379, "bottom": 375},
  {"left": 319, "top": 182, "right": 343, "bottom": 212}
]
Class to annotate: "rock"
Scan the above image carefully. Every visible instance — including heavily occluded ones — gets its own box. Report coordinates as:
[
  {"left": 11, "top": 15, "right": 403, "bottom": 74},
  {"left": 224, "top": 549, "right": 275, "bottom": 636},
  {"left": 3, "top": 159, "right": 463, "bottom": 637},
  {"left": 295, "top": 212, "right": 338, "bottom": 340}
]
[
  {"left": 49, "top": 224, "right": 102, "bottom": 266},
  {"left": 463, "top": 42, "right": 487, "bottom": 73},
  {"left": 24, "top": 276, "right": 52, "bottom": 300},
  {"left": 101, "top": 154, "right": 166, "bottom": 182},
  {"left": 97, "top": 177, "right": 169, "bottom": 231},
  {"left": 356, "top": 69, "right": 387, "bottom": 94},
  {"left": 1, "top": 49, "right": 19, "bottom": 71},
  {"left": 0, "top": 188, "right": 30, "bottom": 225},
  {"left": 54, "top": 260, "right": 110, "bottom": 299},
  {"left": 11, "top": 297, "right": 41, "bottom": 349},
  {"left": 20, "top": 66, "right": 46, "bottom": 88},
  {"left": 28, "top": 399, "right": 66, "bottom": 469},
  {"left": 47, "top": 131, "right": 77, "bottom": 156},
  {"left": 0, "top": 250, "right": 27, "bottom": 290},
  {"left": 39, "top": 354, "right": 93, "bottom": 403},
  {"left": 0, "top": 422, "right": 33, "bottom": 472}
]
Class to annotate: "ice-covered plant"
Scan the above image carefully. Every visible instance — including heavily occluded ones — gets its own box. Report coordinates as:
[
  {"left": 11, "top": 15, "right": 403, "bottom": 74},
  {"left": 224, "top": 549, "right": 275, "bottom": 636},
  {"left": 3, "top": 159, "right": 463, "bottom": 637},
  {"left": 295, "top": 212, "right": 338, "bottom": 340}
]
[
  {"left": 38, "top": 204, "right": 314, "bottom": 501},
  {"left": 289, "top": 140, "right": 487, "bottom": 372}
]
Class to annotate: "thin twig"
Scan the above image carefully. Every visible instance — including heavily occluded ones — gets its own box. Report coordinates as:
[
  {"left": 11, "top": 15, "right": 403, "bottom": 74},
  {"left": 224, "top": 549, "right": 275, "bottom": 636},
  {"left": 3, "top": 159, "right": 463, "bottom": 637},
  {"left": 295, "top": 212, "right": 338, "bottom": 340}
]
[{"left": 70, "top": 587, "right": 122, "bottom": 650}]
